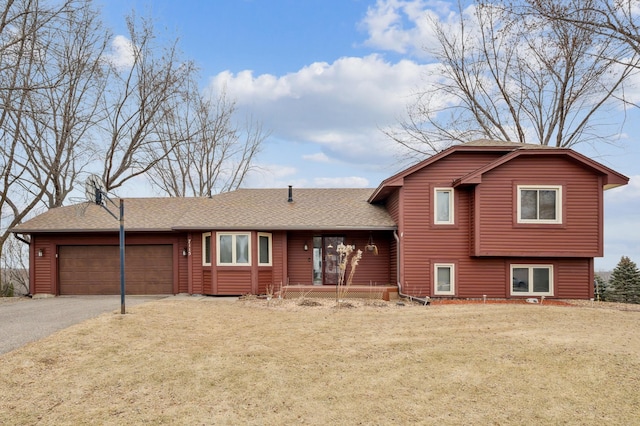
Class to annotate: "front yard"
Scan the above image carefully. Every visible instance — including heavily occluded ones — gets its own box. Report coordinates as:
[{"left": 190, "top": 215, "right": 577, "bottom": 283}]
[{"left": 1, "top": 297, "right": 639, "bottom": 425}]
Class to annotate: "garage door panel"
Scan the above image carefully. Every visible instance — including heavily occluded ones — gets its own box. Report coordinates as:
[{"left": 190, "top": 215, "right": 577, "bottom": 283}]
[{"left": 59, "top": 245, "right": 173, "bottom": 295}]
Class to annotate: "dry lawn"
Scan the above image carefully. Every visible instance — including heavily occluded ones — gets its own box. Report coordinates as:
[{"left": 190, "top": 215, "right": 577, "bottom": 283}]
[{"left": 1, "top": 297, "right": 640, "bottom": 425}]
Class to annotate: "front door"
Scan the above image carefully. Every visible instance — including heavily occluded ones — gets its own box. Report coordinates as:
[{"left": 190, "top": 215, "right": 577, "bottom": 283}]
[{"left": 313, "top": 236, "right": 345, "bottom": 285}]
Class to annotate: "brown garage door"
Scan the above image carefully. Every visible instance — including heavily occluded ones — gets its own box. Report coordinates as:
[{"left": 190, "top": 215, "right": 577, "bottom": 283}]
[{"left": 59, "top": 245, "right": 174, "bottom": 295}]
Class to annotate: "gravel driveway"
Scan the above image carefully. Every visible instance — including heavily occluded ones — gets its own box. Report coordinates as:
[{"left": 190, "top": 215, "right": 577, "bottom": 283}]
[{"left": 0, "top": 295, "right": 167, "bottom": 354}]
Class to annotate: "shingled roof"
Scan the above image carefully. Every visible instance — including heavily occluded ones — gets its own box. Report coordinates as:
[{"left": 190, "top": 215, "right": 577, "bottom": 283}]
[{"left": 13, "top": 188, "right": 397, "bottom": 234}]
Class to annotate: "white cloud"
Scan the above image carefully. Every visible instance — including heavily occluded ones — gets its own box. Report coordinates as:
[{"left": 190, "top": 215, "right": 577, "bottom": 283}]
[
  {"left": 359, "top": 0, "right": 466, "bottom": 59},
  {"left": 207, "top": 54, "right": 437, "bottom": 171},
  {"left": 103, "top": 35, "right": 136, "bottom": 69},
  {"left": 313, "top": 176, "right": 370, "bottom": 188},
  {"left": 303, "top": 153, "right": 330, "bottom": 163}
]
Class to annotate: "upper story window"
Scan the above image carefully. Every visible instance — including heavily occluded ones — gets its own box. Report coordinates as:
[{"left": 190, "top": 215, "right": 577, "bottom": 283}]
[
  {"left": 218, "top": 232, "right": 250, "bottom": 265},
  {"left": 434, "top": 188, "right": 454, "bottom": 225},
  {"left": 517, "top": 185, "right": 562, "bottom": 224}
]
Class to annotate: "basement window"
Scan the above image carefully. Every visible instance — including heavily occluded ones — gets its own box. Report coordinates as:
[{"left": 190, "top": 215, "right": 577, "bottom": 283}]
[
  {"left": 434, "top": 263, "right": 455, "bottom": 295},
  {"left": 510, "top": 265, "right": 553, "bottom": 296}
]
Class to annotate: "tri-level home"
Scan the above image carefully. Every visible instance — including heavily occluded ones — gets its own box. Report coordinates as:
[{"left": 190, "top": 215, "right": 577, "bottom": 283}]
[{"left": 12, "top": 140, "right": 629, "bottom": 300}]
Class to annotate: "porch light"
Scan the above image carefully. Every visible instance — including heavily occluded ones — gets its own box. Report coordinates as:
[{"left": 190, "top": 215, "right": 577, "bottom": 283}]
[
  {"left": 303, "top": 242, "right": 308, "bottom": 251},
  {"left": 37, "top": 248, "right": 44, "bottom": 257},
  {"left": 182, "top": 248, "right": 188, "bottom": 256}
]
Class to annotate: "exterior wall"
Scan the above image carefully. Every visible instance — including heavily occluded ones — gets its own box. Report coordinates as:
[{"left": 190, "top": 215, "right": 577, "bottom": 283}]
[
  {"left": 399, "top": 152, "right": 499, "bottom": 297},
  {"left": 197, "top": 230, "right": 282, "bottom": 296},
  {"left": 474, "top": 156, "right": 603, "bottom": 257},
  {"left": 286, "top": 230, "right": 393, "bottom": 286},
  {"left": 394, "top": 151, "right": 599, "bottom": 299},
  {"left": 30, "top": 232, "right": 184, "bottom": 296}
]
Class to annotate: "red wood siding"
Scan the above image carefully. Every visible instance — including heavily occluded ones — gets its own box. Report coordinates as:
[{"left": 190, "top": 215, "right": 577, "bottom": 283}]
[
  {"left": 397, "top": 151, "right": 504, "bottom": 296},
  {"left": 216, "top": 269, "right": 252, "bottom": 295},
  {"left": 191, "top": 233, "right": 205, "bottom": 294},
  {"left": 287, "top": 232, "right": 314, "bottom": 285},
  {"left": 286, "top": 231, "right": 393, "bottom": 286},
  {"left": 394, "top": 151, "right": 598, "bottom": 299},
  {"left": 475, "top": 156, "right": 602, "bottom": 257}
]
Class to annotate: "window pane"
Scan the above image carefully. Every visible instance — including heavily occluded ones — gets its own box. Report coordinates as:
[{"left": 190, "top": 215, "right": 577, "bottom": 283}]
[
  {"left": 437, "top": 266, "right": 451, "bottom": 292},
  {"left": 436, "top": 190, "right": 450, "bottom": 222},
  {"left": 538, "top": 190, "right": 557, "bottom": 220},
  {"left": 520, "top": 190, "right": 538, "bottom": 220},
  {"left": 204, "top": 235, "right": 211, "bottom": 264},
  {"left": 259, "top": 235, "right": 270, "bottom": 264},
  {"left": 236, "top": 235, "right": 249, "bottom": 264},
  {"left": 533, "top": 268, "right": 550, "bottom": 292},
  {"left": 512, "top": 268, "right": 529, "bottom": 292},
  {"left": 219, "top": 235, "right": 232, "bottom": 263}
]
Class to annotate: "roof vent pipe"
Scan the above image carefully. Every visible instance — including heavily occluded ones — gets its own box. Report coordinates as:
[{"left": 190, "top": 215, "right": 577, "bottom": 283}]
[{"left": 287, "top": 185, "right": 293, "bottom": 203}]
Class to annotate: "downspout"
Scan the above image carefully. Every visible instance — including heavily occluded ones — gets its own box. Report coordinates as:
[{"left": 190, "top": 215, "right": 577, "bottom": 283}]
[{"left": 394, "top": 230, "right": 430, "bottom": 305}]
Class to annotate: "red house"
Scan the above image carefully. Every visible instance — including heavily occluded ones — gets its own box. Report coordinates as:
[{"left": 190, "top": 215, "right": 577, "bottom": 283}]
[{"left": 12, "top": 140, "right": 628, "bottom": 300}]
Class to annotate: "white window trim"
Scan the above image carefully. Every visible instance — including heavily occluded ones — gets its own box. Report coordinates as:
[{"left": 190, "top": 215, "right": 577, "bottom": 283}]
[
  {"left": 434, "top": 187, "right": 454, "bottom": 225},
  {"left": 517, "top": 185, "right": 562, "bottom": 224},
  {"left": 202, "top": 232, "right": 211, "bottom": 266},
  {"left": 510, "top": 264, "right": 554, "bottom": 296},
  {"left": 217, "top": 232, "right": 251, "bottom": 266},
  {"left": 434, "top": 263, "right": 455, "bottom": 296},
  {"left": 258, "top": 232, "right": 273, "bottom": 266}
]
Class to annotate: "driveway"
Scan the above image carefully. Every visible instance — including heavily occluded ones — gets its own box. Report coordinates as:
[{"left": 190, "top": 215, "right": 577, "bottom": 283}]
[{"left": 0, "top": 295, "right": 167, "bottom": 355}]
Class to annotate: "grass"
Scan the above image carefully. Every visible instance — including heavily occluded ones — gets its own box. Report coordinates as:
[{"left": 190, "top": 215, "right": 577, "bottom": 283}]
[{"left": 1, "top": 297, "right": 640, "bottom": 425}]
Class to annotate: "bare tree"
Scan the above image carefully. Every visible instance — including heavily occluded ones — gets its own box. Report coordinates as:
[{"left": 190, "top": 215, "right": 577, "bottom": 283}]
[
  {"left": 0, "top": 0, "right": 77, "bottom": 258},
  {"left": 147, "top": 87, "right": 267, "bottom": 197},
  {"left": 528, "top": 0, "right": 640, "bottom": 108},
  {"left": 386, "top": 1, "right": 639, "bottom": 159},
  {"left": 22, "top": 0, "right": 109, "bottom": 208},
  {"left": 98, "top": 12, "right": 196, "bottom": 192}
]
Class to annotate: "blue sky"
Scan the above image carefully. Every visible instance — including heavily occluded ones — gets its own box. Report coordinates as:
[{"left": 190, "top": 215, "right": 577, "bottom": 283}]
[{"left": 99, "top": 0, "right": 639, "bottom": 271}]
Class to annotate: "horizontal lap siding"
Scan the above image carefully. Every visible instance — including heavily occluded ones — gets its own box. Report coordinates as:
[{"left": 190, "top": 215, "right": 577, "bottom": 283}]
[
  {"left": 33, "top": 236, "right": 54, "bottom": 294},
  {"left": 457, "top": 258, "right": 508, "bottom": 298},
  {"left": 258, "top": 269, "right": 273, "bottom": 295},
  {"left": 349, "top": 231, "right": 391, "bottom": 285},
  {"left": 401, "top": 152, "right": 499, "bottom": 297},
  {"left": 477, "top": 156, "right": 601, "bottom": 257},
  {"left": 287, "top": 232, "right": 313, "bottom": 285},
  {"left": 555, "top": 258, "right": 591, "bottom": 299},
  {"left": 192, "top": 234, "right": 205, "bottom": 294},
  {"left": 287, "top": 231, "right": 392, "bottom": 286},
  {"left": 216, "top": 269, "right": 252, "bottom": 295}
]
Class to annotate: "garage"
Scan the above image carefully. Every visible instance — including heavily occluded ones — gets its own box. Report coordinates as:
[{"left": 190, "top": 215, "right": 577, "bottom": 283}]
[{"left": 59, "top": 245, "right": 174, "bottom": 295}]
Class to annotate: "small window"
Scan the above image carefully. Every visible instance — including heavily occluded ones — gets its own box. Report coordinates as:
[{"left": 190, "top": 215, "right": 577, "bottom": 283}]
[
  {"left": 202, "top": 233, "right": 211, "bottom": 266},
  {"left": 517, "top": 185, "right": 561, "bottom": 224},
  {"left": 434, "top": 188, "right": 454, "bottom": 224},
  {"left": 511, "top": 265, "right": 553, "bottom": 296},
  {"left": 258, "top": 233, "right": 272, "bottom": 266},
  {"left": 434, "top": 263, "right": 455, "bottom": 295},
  {"left": 217, "top": 232, "right": 251, "bottom": 266}
]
